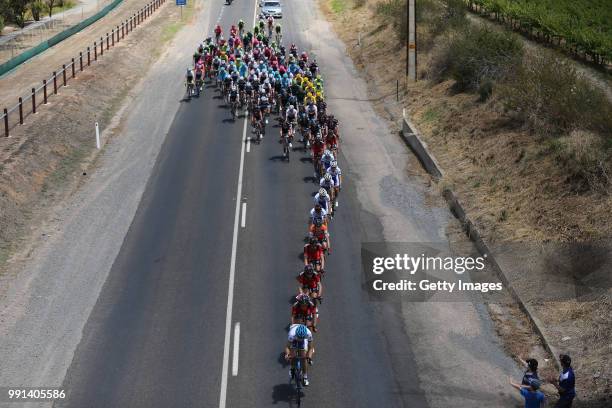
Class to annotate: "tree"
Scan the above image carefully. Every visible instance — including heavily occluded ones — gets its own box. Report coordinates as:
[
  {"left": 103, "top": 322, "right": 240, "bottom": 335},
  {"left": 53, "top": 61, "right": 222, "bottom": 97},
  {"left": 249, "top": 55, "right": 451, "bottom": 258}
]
[
  {"left": 8, "top": 0, "right": 29, "bottom": 28},
  {"left": 31, "top": 0, "right": 44, "bottom": 21},
  {"left": 46, "top": 0, "right": 56, "bottom": 18}
]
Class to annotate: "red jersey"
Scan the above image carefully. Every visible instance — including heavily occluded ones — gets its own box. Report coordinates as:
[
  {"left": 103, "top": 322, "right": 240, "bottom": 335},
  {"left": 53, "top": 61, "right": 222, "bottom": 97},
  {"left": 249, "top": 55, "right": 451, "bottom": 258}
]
[
  {"left": 304, "top": 243, "right": 323, "bottom": 261},
  {"left": 326, "top": 133, "right": 338, "bottom": 149},
  {"left": 292, "top": 304, "right": 316, "bottom": 318},
  {"left": 298, "top": 272, "right": 321, "bottom": 289},
  {"left": 311, "top": 140, "right": 325, "bottom": 156}
]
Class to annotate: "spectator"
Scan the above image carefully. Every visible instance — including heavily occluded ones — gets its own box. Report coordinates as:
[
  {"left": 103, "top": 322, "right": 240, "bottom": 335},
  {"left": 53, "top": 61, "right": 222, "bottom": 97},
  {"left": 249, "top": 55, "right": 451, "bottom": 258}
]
[
  {"left": 510, "top": 377, "right": 545, "bottom": 408},
  {"left": 549, "top": 354, "right": 576, "bottom": 407},
  {"left": 519, "top": 357, "right": 539, "bottom": 386}
]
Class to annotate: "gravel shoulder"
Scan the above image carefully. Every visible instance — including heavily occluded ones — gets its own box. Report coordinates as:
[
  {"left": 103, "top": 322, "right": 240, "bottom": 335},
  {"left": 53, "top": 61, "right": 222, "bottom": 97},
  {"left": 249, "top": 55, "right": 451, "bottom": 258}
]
[{"left": 0, "top": 0, "right": 209, "bottom": 396}]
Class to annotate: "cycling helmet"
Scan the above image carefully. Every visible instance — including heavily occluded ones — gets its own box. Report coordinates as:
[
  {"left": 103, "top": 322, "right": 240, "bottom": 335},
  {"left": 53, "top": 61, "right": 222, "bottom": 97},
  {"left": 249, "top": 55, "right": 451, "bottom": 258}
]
[
  {"left": 295, "top": 324, "right": 309, "bottom": 339},
  {"left": 324, "top": 173, "right": 332, "bottom": 181},
  {"left": 318, "top": 188, "right": 327, "bottom": 197},
  {"left": 304, "top": 264, "right": 314, "bottom": 273},
  {"left": 331, "top": 160, "right": 337, "bottom": 168},
  {"left": 314, "top": 204, "right": 322, "bottom": 211},
  {"left": 314, "top": 218, "right": 323, "bottom": 227},
  {"left": 289, "top": 105, "right": 295, "bottom": 110},
  {"left": 309, "top": 236, "right": 318, "bottom": 245}
]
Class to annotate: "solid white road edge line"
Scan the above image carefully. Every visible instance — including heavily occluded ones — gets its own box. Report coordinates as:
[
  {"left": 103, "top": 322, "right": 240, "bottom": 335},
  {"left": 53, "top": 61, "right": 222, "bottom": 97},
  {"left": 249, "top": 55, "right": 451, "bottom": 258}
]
[
  {"left": 241, "top": 203, "right": 247, "bottom": 228},
  {"left": 218, "top": 115, "right": 247, "bottom": 408},
  {"left": 232, "top": 322, "right": 240, "bottom": 376}
]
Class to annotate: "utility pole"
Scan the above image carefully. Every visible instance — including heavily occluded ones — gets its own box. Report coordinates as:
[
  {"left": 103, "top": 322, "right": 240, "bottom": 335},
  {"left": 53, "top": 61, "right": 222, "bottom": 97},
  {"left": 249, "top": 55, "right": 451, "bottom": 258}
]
[{"left": 407, "top": 0, "right": 416, "bottom": 82}]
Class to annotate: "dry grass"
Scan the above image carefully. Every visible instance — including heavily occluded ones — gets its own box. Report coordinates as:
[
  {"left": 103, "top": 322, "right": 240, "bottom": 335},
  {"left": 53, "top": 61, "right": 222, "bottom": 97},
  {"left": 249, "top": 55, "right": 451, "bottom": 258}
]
[{"left": 320, "top": 0, "right": 612, "bottom": 403}]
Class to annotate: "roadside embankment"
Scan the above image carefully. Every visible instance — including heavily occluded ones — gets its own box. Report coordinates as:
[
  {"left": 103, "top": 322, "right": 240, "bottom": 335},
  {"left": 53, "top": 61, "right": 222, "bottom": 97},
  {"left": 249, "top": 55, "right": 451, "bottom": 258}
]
[{"left": 319, "top": 0, "right": 611, "bottom": 405}]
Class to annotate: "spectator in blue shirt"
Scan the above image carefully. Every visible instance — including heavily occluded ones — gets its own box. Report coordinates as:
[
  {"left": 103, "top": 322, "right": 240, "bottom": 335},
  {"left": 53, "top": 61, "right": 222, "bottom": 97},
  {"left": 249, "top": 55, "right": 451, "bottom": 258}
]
[
  {"left": 510, "top": 378, "right": 545, "bottom": 408},
  {"left": 550, "top": 354, "right": 576, "bottom": 407}
]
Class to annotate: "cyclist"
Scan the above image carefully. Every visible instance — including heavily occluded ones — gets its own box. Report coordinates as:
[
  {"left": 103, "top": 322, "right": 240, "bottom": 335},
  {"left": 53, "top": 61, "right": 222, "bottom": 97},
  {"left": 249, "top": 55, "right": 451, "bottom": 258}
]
[
  {"left": 320, "top": 149, "right": 334, "bottom": 173},
  {"left": 320, "top": 173, "right": 336, "bottom": 204},
  {"left": 313, "top": 188, "right": 331, "bottom": 215},
  {"left": 306, "top": 99, "right": 318, "bottom": 125},
  {"left": 309, "top": 203, "right": 328, "bottom": 227},
  {"left": 309, "top": 218, "right": 330, "bottom": 253},
  {"left": 327, "top": 160, "right": 342, "bottom": 208},
  {"left": 291, "top": 293, "right": 317, "bottom": 332},
  {"left": 214, "top": 24, "right": 222, "bottom": 43},
  {"left": 275, "top": 23, "right": 282, "bottom": 43},
  {"left": 297, "top": 265, "right": 323, "bottom": 302},
  {"left": 251, "top": 105, "right": 263, "bottom": 132},
  {"left": 311, "top": 134, "right": 326, "bottom": 177},
  {"left": 284, "top": 324, "right": 314, "bottom": 386},
  {"left": 267, "top": 16, "right": 274, "bottom": 37},
  {"left": 185, "top": 68, "right": 195, "bottom": 95},
  {"left": 285, "top": 104, "right": 298, "bottom": 125},
  {"left": 304, "top": 236, "right": 325, "bottom": 273},
  {"left": 229, "top": 82, "right": 239, "bottom": 117}
]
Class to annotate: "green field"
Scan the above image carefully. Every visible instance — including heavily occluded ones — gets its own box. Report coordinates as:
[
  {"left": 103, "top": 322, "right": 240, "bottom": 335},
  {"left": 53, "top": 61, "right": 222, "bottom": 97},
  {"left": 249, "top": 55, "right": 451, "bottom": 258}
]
[{"left": 466, "top": 0, "right": 612, "bottom": 65}]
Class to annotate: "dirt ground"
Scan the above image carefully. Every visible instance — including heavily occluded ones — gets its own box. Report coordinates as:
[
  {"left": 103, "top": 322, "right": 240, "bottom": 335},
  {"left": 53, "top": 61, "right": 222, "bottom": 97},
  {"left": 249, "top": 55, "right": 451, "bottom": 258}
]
[
  {"left": 0, "top": 0, "right": 116, "bottom": 65},
  {"left": 0, "top": 0, "right": 198, "bottom": 274},
  {"left": 319, "top": 0, "right": 611, "bottom": 405},
  {"left": 0, "top": 0, "right": 158, "bottom": 108}
]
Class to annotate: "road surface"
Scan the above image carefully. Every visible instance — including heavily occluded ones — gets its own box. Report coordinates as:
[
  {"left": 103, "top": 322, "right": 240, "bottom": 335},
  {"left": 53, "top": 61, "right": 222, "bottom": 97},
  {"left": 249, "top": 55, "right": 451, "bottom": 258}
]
[{"left": 54, "top": 1, "right": 422, "bottom": 407}]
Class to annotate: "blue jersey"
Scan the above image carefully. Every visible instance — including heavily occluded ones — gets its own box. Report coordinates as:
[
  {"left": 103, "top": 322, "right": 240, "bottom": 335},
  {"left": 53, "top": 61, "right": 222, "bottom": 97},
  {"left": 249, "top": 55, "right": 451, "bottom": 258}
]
[
  {"left": 558, "top": 368, "right": 576, "bottom": 400},
  {"left": 289, "top": 63, "right": 299, "bottom": 75},
  {"left": 239, "top": 64, "right": 248, "bottom": 77}
]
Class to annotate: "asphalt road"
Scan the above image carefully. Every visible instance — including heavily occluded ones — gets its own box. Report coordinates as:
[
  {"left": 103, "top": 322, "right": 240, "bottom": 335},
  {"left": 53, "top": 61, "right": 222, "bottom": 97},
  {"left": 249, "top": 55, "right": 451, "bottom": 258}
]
[{"left": 54, "top": 1, "right": 428, "bottom": 407}]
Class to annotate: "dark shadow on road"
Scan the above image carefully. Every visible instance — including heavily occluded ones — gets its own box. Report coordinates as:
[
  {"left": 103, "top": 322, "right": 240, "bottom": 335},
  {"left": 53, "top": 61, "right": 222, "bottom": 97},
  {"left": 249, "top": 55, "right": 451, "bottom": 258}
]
[{"left": 272, "top": 383, "right": 297, "bottom": 405}]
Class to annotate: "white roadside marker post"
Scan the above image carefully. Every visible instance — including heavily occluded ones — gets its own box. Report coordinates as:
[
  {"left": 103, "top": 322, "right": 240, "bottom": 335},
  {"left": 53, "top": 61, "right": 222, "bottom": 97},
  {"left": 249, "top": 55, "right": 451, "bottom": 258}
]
[{"left": 95, "top": 122, "right": 101, "bottom": 149}]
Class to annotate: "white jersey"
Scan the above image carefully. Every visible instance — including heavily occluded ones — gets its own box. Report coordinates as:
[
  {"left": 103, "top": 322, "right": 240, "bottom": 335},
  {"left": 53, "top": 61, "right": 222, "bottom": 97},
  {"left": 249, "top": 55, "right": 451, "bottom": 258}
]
[
  {"left": 320, "top": 177, "right": 337, "bottom": 189},
  {"left": 327, "top": 167, "right": 342, "bottom": 186},
  {"left": 320, "top": 152, "right": 334, "bottom": 169},
  {"left": 313, "top": 193, "right": 330, "bottom": 212},
  {"left": 288, "top": 324, "right": 313, "bottom": 349},
  {"left": 309, "top": 207, "right": 328, "bottom": 224}
]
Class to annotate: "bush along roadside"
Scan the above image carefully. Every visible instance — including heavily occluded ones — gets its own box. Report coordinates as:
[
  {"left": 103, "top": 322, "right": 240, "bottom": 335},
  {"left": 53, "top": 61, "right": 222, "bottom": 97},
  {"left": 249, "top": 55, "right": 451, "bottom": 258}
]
[{"left": 423, "top": 8, "right": 612, "bottom": 195}]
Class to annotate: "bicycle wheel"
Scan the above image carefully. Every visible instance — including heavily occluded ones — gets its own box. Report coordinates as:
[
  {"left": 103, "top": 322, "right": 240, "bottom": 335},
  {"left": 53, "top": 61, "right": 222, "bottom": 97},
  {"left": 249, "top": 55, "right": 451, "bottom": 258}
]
[{"left": 295, "top": 358, "right": 302, "bottom": 406}]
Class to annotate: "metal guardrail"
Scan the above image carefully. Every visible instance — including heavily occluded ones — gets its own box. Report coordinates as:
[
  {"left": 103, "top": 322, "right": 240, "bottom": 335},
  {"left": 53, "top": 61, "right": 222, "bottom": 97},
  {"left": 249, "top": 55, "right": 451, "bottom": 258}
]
[{"left": 2, "top": 0, "right": 167, "bottom": 137}]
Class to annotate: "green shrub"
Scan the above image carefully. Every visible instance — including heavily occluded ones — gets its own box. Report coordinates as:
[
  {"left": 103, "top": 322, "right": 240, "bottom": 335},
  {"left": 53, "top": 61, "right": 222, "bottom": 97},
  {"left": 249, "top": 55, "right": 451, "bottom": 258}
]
[
  {"left": 430, "top": 25, "right": 523, "bottom": 92},
  {"left": 375, "top": 0, "right": 407, "bottom": 42},
  {"left": 31, "top": 0, "right": 43, "bottom": 21},
  {"left": 499, "top": 52, "right": 612, "bottom": 138},
  {"left": 0, "top": 16, "right": 4, "bottom": 34},
  {"left": 478, "top": 80, "right": 493, "bottom": 101}
]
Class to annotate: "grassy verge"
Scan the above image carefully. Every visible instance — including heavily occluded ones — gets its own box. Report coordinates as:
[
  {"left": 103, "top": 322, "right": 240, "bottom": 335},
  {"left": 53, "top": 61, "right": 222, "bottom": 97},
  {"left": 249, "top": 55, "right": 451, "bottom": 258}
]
[
  {"left": 330, "top": 0, "right": 346, "bottom": 13},
  {"left": 161, "top": 0, "right": 195, "bottom": 44}
]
